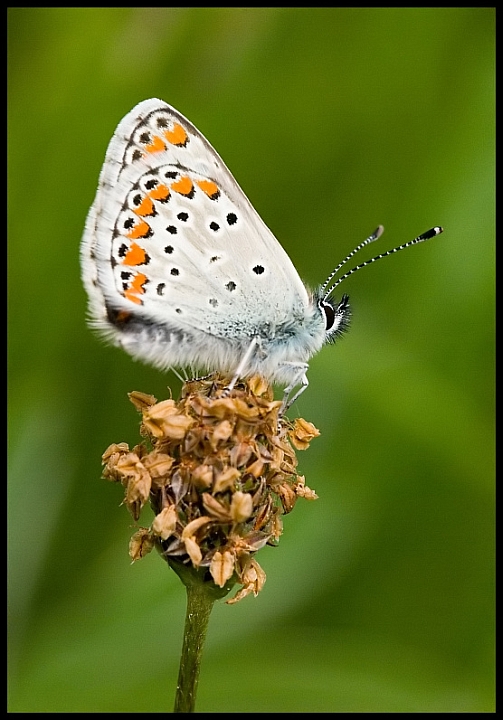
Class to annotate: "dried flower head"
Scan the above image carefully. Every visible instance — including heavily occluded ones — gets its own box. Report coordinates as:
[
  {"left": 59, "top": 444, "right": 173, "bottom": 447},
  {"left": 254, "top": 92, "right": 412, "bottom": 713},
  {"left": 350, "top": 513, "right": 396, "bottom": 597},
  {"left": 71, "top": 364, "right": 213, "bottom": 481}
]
[{"left": 102, "top": 375, "right": 318, "bottom": 603}]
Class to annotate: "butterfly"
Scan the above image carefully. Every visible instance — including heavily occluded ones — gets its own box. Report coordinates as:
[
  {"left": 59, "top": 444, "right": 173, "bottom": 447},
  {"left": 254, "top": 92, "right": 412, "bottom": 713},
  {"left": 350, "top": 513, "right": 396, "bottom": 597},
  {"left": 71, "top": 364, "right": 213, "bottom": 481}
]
[{"left": 81, "top": 98, "right": 442, "bottom": 407}]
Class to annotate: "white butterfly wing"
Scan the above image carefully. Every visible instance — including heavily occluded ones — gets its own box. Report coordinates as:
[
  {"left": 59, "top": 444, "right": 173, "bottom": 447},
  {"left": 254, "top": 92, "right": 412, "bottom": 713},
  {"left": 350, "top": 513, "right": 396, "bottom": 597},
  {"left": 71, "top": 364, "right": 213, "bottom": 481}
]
[{"left": 82, "top": 99, "right": 311, "bottom": 348}]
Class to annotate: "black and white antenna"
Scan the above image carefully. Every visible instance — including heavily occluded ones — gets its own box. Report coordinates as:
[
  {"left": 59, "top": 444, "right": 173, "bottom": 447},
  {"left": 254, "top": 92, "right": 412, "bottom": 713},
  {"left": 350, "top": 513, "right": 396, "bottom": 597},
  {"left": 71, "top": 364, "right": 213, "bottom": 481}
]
[{"left": 322, "top": 225, "right": 443, "bottom": 301}]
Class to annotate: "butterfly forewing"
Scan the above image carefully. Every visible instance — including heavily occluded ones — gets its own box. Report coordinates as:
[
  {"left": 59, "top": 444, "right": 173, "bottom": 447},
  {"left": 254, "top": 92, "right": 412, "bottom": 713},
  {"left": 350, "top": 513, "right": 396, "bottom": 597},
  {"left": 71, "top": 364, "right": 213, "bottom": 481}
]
[{"left": 82, "top": 99, "right": 309, "bottom": 340}]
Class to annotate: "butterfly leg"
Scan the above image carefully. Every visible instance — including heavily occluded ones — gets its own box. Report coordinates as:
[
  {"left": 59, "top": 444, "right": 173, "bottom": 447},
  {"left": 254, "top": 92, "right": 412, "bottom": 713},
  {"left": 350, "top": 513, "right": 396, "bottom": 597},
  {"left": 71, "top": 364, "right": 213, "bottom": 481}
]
[
  {"left": 280, "top": 363, "right": 309, "bottom": 412},
  {"left": 170, "top": 366, "right": 187, "bottom": 383},
  {"left": 223, "top": 336, "right": 261, "bottom": 396}
]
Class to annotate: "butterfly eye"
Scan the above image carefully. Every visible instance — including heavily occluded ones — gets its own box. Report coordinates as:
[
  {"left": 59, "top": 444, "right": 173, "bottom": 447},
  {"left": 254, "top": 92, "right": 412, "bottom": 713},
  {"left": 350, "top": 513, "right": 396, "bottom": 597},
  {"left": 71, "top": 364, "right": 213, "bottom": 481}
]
[
  {"left": 321, "top": 301, "right": 336, "bottom": 331},
  {"left": 319, "top": 294, "right": 351, "bottom": 340}
]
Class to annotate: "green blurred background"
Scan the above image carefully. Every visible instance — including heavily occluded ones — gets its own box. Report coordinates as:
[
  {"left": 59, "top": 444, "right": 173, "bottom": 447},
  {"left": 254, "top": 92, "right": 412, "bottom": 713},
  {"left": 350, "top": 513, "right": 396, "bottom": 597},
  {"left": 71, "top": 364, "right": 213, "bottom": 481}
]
[{"left": 8, "top": 8, "right": 494, "bottom": 712}]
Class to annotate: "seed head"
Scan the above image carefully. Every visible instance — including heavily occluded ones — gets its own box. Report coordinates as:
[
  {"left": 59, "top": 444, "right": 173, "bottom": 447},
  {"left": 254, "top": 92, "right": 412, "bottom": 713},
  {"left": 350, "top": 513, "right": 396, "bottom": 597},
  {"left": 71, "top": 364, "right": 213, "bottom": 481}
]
[{"left": 102, "top": 375, "right": 318, "bottom": 603}]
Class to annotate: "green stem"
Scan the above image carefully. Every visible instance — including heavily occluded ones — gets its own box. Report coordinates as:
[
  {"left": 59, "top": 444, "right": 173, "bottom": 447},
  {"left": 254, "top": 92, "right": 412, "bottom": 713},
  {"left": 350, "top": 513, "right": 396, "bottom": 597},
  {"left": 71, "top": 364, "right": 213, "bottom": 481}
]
[
  {"left": 174, "top": 581, "right": 215, "bottom": 713},
  {"left": 168, "top": 559, "right": 235, "bottom": 713}
]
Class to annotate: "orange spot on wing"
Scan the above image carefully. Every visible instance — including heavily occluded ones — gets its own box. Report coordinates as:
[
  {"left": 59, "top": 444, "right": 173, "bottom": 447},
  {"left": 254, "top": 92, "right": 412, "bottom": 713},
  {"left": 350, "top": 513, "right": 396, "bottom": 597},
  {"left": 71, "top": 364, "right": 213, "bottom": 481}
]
[
  {"left": 123, "top": 242, "right": 147, "bottom": 266},
  {"left": 196, "top": 179, "right": 219, "bottom": 199},
  {"left": 148, "top": 183, "right": 170, "bottom": 201},
  {"left": 164, "top": 123, "right": 188, "bottom": 146},
  {"left": 133, "top": 196, "right": 155, "bottom": 216},
  {"left": 124, "top": 290, "right": 142, "bottom": 305},
  {"left": 145, "top": 135, "right": 166, "bottom": 153},
  {"left": 131, "top": 273, "right": 147, "bottom": 293},
  {"left": 127, "top": 220, "right": 151, "bottom": 239},
  {"left": 115, "top": 310, "right": 131, "bottom": 323},
  {"left": 171, "top": 176, "right": 193, "bottom": 196},
  {"left": 124, "top": 273, "right": 147, "bottom": 304}
]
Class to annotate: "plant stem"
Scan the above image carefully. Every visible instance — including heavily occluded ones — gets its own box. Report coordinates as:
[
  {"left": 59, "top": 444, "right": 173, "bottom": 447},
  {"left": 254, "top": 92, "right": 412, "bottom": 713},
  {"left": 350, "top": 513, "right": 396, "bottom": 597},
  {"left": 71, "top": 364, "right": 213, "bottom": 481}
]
[{"left": 173, "top": 580, "right": 216, "bottom": 713}]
